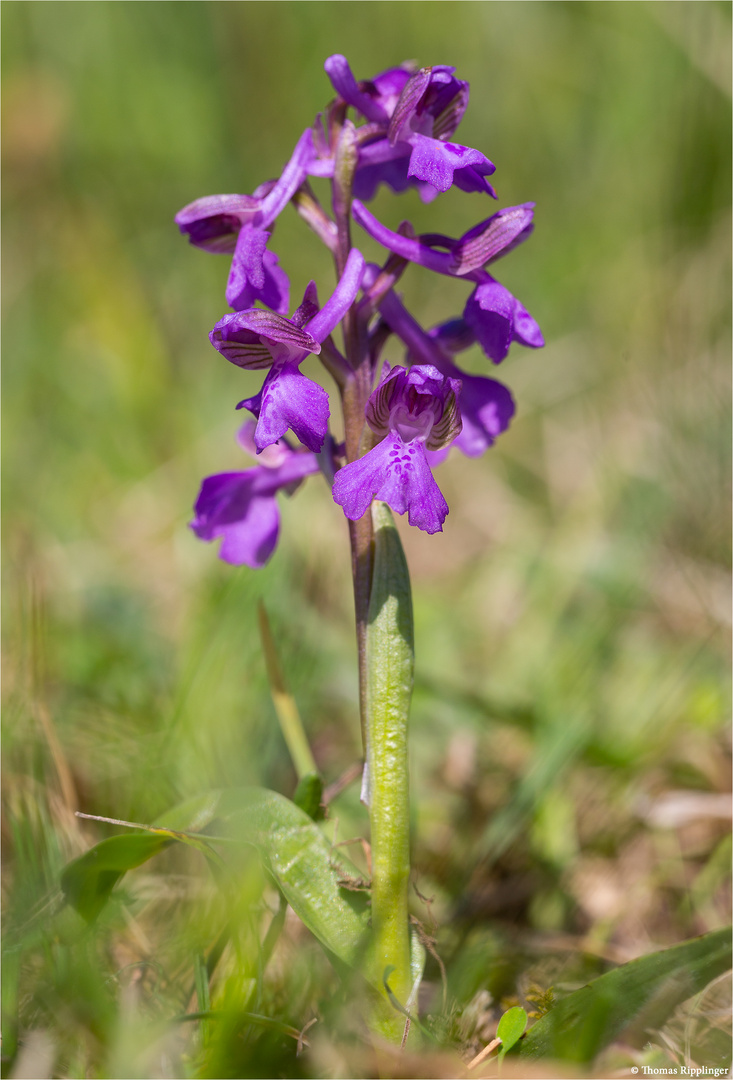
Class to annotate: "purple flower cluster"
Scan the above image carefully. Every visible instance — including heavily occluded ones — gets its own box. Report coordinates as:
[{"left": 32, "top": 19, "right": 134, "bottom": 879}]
[{"left": 178, "top": 56, "right": 543, "bottom": 566}]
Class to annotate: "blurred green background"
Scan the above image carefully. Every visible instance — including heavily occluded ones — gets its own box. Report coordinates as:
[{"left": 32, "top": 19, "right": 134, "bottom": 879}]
[{"left": 3, "top": 2, "right": 731, "bottom": 1077}]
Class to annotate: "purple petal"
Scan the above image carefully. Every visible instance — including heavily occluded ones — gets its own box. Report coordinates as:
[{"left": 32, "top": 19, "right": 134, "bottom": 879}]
[
  {"left": 463, "top": 280, "right": 515, "bottom": 363},
  {"left": 455, "top": 375, "right": 514, "bottom": 456},
  {"left": 353, "top": 153, "right": 411, "bottom": 201},
  {"left": 364, "top": 362, "right": 462, "bottom": 450},
  {"left": 407, "top": 134, "right": 493, "bottom": 195},
  {"left": 512, "top": 298, "right": 545, "bottom": 349},
  {"left": 449, "top": 204, "right": 534, "bottom": 275},
  {"left": 464, "top": 280, "right": 544, "bottom": 360},
  {"left": 452, "top": 163, "right": 498, "bottom": 198},
  {"left": 388, "top": 66, "right": 433, "bottom": 144},
  {"left": 227, "top": 245, "right": 290, "bottom": 314},
  {"left": 191, "top": 450, "right": 320, "bottom": 567},
  {"left": 237, "top": 382, "right": 263, "bottom": 417},
  {"left": 290, "top": 280, "right": 320, "bottom": 328},
  {"left": 217, "top": 495, "right": 281, "bottom": 567},
  {"left": 258, "top": 128, "right": 315, "bottom": 227},
  {"left": 324, "top": 55, "right": 389, "bottom": 123},
  {"left": 352, "top": 142, "right": 441, "bottom": 203},
  {"left": 211, "top": 309, "right": 320, "bottom": 369},
  {"left": 304, "top": 247, "right": 365, "bottom": 344},
  {"left": 210, "top": 314, "right": 273, "bottom": 369},
  {"left": 352, "top": 200, "right": 452, "bottom": 274},
  {"left": 190, "top": 471, "right": 280, "bottom": 568},
  {"left": 226, "top": 226, "right": 268, "bottom": 302},
  {"left": 192, "top": 471, "right": 256, "bottom": 537},
  {"left": 430, "top": 318, "right": 477, "bottom": 354},
  {"left": 428, "top": 78, "right": 470, "bottom": 140},
  {"left": 236, "top": 421, "right": 293, "bottom": 467},
  {"left": 438, "top": 358, "right": 515, "bottom": 457},
  {"left": 370, "top": 65, "right": 413, "bottom": 112},
  {"left": 357, "top": 138, "right": 412, "bottom": 168},
  {"left": 364, "top": 366, "right": 403, "bottom": 437},
  {"left": 332, "top": 435, "right": 448, "bottom": 534},
  {"left": 175, "top": 194, "right": 260, "bottom": 253},
  {"left": 243, "top": 361, "right": 330, "bottom": 453}
]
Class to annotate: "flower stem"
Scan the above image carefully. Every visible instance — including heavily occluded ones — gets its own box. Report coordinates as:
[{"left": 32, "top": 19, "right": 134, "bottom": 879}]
[{"left": 332, "top": 116, "right": 374, "bottom": 753}]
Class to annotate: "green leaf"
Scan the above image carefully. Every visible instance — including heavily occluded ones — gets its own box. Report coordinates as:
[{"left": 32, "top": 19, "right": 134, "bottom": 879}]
[
  {"left": 153, "top": 791, "right": 225, "bottom": 832},
  {"left": 61, "top": 833, "right": 172, "bottom": 922},
  {"left": 220, "top": 788, "right": 370, "bottom": 973},
  {"left": 293, "top": 773, "right": 324, "bottom": 821},
  {"left": 62, "top": 803, "right": 231, "bottom": 920},
  {"left": 497, "top": 1005, "right": 528, "bottom": 1059},
  {"left": 63, "top": 789, "right": 370, "bottom": 980},
  {"left": 516, "top": 928, "right": 732, "bottom": 1064},
  {"left": 365, "top": 501, "right": 414, "bottom": 1012},
  {"left": 160, "top": 787, "right": 372, "bottom": 975},
  {"left": 61, "top": 802, "right": 228, "bottom": 922}
]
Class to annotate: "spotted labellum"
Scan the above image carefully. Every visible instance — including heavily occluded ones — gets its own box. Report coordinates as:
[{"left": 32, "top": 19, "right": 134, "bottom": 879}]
[{"left": 177, "top": 55, "right": 543, "bottom": 566}]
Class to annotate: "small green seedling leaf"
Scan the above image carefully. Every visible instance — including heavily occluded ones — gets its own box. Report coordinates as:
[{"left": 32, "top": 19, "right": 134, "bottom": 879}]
[
  {"left": 496, "top": 1006, "right": 527, "bottom": 1061},
  {"left": 293, "top": 773, "right": 324, "bottom": 821},
  {"left": 61, "top": 810, "right": 226, "bottom": 921},
  {"left": 516, "top": 927, "right": 732, "bottom": 1064},
  {"left": 61, "top": 833, "right": 172, "bottom": 922}
]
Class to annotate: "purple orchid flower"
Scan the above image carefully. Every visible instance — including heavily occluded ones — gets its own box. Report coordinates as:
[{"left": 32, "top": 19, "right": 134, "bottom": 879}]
[
  {"left": 376, "top": 289, "right": 516, "bottom": 460},
  {"left": 324, "top": 56, "right": 497, "bottom": 203},
  {"left": 353, "top": 198, "right": 544, "bottom": 363},
  {"left": 332, "top": 365, "right": 462, "bottom": 534},
  {"left": 209, "top": 248, "right": 365, "bottom": 454},
  {"left": 190, "top": 423, "right": 320, "bottom": 568},
  {"left": 175, "top": 128, "right": 319, "bottom": 313}
]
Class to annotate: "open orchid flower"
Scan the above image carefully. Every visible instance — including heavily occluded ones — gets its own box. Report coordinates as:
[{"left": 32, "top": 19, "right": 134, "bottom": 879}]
[
  {"left": 324, "top": 55, "right": 496, "bottom": 203},
  {"left": 190, "top": 423, "right": 320, "bottom": 568},
  {"left": 175, "top": 129, "right": 320, "bottom": 313},
  {"left": 332, "top": 365, "right": 462, "bottom": 534},
  {"left": 377, "top": 290, "right": 516, "bottom": 460},
  {"left": 209, "top": 248, "right": 365, "bottom": 453},
  {"left": 353, "top": 198, "right": 543, "bottom": 362}
]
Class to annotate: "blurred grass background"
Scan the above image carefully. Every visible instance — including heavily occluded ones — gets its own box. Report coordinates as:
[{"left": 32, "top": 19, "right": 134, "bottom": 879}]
[{"left": 2, "top": 2, "right": 731, "bottom": 1077}]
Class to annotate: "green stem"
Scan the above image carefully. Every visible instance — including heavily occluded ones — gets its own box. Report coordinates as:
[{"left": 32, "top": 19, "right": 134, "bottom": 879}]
[{"left": 365, "top": 502, "right": 414, "bottom": 1036}]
